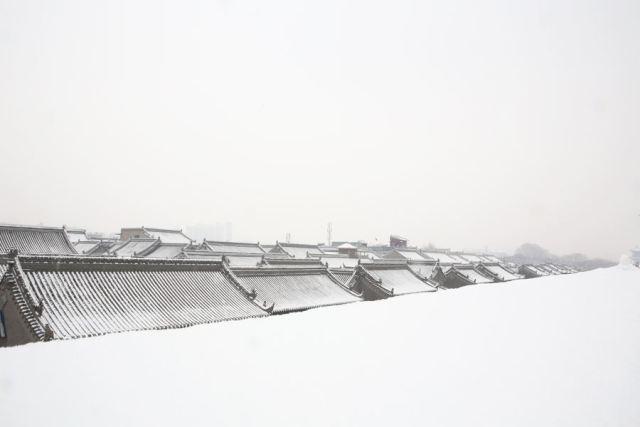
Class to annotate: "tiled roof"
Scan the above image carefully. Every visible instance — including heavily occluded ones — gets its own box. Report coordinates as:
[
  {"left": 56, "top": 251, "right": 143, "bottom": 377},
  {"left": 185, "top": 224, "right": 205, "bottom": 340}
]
[
  {"left": 448, "top": 266, "right": 494, "bottom": 285},
  {"left": 329, "top": 268, "right": 356, "bottom": 285},
  {"left": 203, "top": 240, "right": 266, "bottom": 255},
  {"left": 231, "top": 267, "right": 361, "bottom": 313},
  {"left": 481, "top": 264, "right": 523, "bottom": 281},
  {"left": 420, "top": 251, "right": 459, "bottom": 264},
  {"left": 2, "top": 256, "right": 267, "bottom": 341},
  {"left": 528, "top": 265, "right": 551, "bottom": 276},
  {"left": 263, "top": 258, "right": 325, "bottom": 269},
  {"left": 144, "top": 229, "right": 191, "bottom": 244},
  {"left": 120, "top": 227, "right": 192, "bottom": 244},
  {"left": 271, "top": 243, "right": 325, "bottom": 259},
  {"left": 459, "top": 254, "right": 484, "bottom": 263},
  {"left": 139, "top": 243, "right": 188, "bottom": 259},
  {"left": 65, "top": 228, "right": 88, "bottom": 244},
  {"left": 0, "top": 224, "right": 76, "bottom": 255},
  {"left": 386, "top": 249, "right": 428, "bottom": 261},
  {"left": 177, "top": 250, "right": 223, "bottom": 260},
  {"left": 0, "top": 258, "right": 7, "bottom": 278},
  {"left": 447, "top": 254, "right": 472, "bottom": 264},
  {"left": 361, "top": 264, "right": 436, "bottom": 295},
  {"left": 110, "top": 239, "right": 158, "bottom": 257},
  {"left": 224, "top": 255, "right": 264, "bottom": 267},
  {"left": 320, "top": 256, "right": 359, "bottom": 269},
  {"left": 74, "top": 240, "right": 101, "bottom": 255},
  {"left": 408, "top": 263, "right": 438, "bottom": 279}
]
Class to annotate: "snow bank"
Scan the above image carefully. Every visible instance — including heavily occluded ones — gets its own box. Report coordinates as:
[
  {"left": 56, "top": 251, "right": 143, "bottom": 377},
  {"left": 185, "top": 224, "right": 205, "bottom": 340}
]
[{"left": 1, "top": 266, "right": 639, "bottom": 426}]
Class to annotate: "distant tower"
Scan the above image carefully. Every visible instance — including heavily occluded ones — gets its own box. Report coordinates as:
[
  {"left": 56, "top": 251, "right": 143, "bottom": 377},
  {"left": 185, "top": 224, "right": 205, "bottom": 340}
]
[
  {"left": 327, "top": 222, "right": 332, "bottom": 246},
  {"left": 285, "top": 232, "right": 291, "bottom": 243}
]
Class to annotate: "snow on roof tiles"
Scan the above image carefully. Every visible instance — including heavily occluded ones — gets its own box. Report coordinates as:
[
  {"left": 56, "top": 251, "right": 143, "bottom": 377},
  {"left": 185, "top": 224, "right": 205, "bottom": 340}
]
[
  {"left": 421, "top": 252, "right": 458, "bottom": 264},
  {"left": 224, "top": 255, "right": 264, "bottom": 267},
  {"left": 0, "top": 224, "right": 76, "bottom": 255},
  {"left": 330, "top": 269, "right": 356, "bottom": 285},
  {"left": 363, "top": 265, "right": 435, "bottom": 295},
  {"left": 6, "top": 256, "right": 266, "bottom": 340},
  {"left": 141, "top": 244, "right": 188, "bottom": 259},
  {"left": 483, "top": 264, "right": 524, "bottom": 281},
  {"left": 143, "top": 228, "right": 192, "bottom": 244},
  {"left": 408, "top": 263, "right": 437, "bottom": 279},
  {"left": 232, "top": 267, "right": 361, "bottom": 313},
  {"left": 111, "top": 239, "right": 158, "bottom": 257},
  {"left": 272, "top": 243, "right": 325, "bottom": 259},
  {"left": 455, "top": 267, "right": 494, "bottom": 284},
  {"left": 74, "top": 240, "right": 101, "bottom": 255},
  {"left": 204, "top": 240, "right": 266, "bottom": 255}
]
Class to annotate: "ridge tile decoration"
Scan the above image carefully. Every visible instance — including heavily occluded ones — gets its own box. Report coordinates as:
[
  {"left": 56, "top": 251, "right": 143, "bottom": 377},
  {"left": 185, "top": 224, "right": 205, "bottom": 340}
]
[{"left": 0, "top": 256, "right": 268, "bottom": 347}]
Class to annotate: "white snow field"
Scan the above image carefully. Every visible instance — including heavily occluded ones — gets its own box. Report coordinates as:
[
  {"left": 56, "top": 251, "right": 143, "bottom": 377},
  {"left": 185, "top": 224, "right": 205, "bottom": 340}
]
[{"left": 1, "top": 265, "right": 639, "bottom": 427}]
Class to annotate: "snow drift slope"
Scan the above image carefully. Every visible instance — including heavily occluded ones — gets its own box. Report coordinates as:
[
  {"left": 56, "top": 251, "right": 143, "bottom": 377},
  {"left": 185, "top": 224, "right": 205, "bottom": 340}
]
[{"left": 1, "top": 266, "right": 639, "bottom": 427}]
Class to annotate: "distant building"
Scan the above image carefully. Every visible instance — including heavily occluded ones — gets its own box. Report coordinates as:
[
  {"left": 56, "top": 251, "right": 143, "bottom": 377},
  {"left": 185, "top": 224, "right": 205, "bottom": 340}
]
[
  {"left": 120, "top": 227, "right": 192, "bottom": 244},
  {"left": 390, "top": 235, "right": 408, "bottom": 248},
  {"left": 337, "top": 243, "right": 358, "bottom": 257},
  {"left": 268, "top": 242, "right": 325, "bottom": 259}
]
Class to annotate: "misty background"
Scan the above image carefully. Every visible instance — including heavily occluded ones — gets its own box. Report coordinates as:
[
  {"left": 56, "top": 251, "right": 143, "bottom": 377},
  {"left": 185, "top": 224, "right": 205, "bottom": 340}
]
[{"left": 1, "top": 0, "right": 639, "bottom": 260}]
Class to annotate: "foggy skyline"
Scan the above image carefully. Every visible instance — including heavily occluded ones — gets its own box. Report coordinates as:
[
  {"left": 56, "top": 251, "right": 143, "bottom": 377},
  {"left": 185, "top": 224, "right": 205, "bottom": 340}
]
[{"left": 1, "top": 0, "right": 639, "bottom": 260}]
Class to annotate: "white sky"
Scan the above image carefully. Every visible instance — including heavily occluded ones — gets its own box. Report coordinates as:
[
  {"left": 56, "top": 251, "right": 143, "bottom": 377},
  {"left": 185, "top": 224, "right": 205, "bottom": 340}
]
[{"left": 0, "top": 0, "right": 638, "bottom": 259}]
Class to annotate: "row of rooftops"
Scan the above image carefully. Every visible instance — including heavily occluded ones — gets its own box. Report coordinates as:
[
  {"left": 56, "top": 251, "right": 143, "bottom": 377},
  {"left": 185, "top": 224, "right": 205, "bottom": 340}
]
[
  {"left": 0, "top": 222, "right": 580, "bottom": 276},
  {"left": 0, "top": 223, "right": 582, "bottom": 347}
]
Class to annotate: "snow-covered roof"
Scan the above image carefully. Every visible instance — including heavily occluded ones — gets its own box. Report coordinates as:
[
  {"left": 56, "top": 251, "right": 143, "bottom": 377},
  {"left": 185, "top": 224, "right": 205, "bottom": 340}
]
[
  {"left": 320, "top": 257, "right": 359, "bottom": 269},
  {"left": 139, "top": 243, "right": 189, "bottom": 259},
  {"left": 362, "top": 264, "right": 436, "bottom": 295},
  {"left": 329, "top": 268, "right": 356, "bottom": 285},
  {"left": 203, "top": 240, "right": 266, "bottom": 255},
  {"left": 455, "top": 266, "right": 494, "bottom": 284},
  {"left": 420, "top": 251, "right": 459, "bottom": 264},
  {"left": 224, "top": 255, "right": 264, "bottom": 267},
  {"left": 447, "top": 253, "right": 472, "bottom": 264},
  {"left": 263, "top": 258, "right": 325, "bottom": 269},
  {"left": 120, "top": 227, "right": 192, "bottom": 244},
  {"left": 64, "top": 228, "right": 88, "bottom": 244},
  {"left": 177, "top": 250, "right": 223, "bottom": 260},
  {"left": 143, "top": 228, "right": 192, "bottom": 244},
  {"left": 337, "top": 243, "right": 357, "bottom": 249},
  {"left": 74, "top": 240, "right": 101, "bottom": 255},
  {"left": 110, "top": 239, "right": 158, "bottom": 257},
  {"left": 231, "top": 266, "right": 361, "bottom": 313},
  {"left": 459, "top": 254, "right": 483, "bottom": 263},
  {"left": 408, "top": 263, "right": 438, "bottom": 279},
  {"left": 270, "top": 242, "right": 325, "bottom": 259},
  {"left": 482, "top": 264, "right": 524, "bottom": 281},
  {"left": 0, "top": 224, "right": 76, "bottom": 255},
  {"left": 0, "top": 256, "right": 267, "bottom": 342}
]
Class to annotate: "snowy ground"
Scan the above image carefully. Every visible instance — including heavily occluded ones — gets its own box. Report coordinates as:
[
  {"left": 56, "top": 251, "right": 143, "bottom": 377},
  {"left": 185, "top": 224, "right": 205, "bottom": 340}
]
[{"left": 1, "top": 265, "right": 639, "bottom": 427}]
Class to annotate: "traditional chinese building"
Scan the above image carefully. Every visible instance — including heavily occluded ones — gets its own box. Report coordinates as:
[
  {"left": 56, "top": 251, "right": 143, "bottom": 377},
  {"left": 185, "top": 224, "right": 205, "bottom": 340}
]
[{"left": 0, "top": 254, "right": 268, "bottom": 347}]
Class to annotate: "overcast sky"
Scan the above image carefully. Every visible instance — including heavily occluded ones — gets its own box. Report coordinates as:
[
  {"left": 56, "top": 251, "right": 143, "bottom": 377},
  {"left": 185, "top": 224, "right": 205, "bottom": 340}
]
[{"left": 1, "top": 0, "right": 638, "bottom": 259}]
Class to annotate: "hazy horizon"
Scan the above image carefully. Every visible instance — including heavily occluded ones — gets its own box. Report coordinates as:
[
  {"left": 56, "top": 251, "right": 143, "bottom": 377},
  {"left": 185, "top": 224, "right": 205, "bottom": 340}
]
[{"left": 1, "top": 0, "right": 639, "bottom": 260}]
